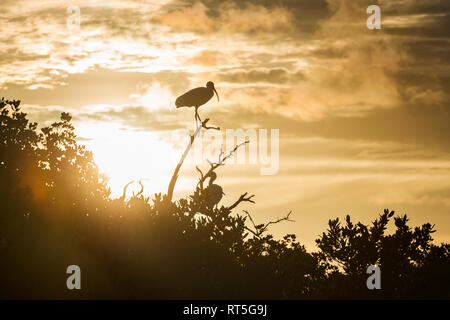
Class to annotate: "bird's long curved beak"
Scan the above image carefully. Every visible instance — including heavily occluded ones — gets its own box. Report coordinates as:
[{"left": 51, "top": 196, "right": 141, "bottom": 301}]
[{"left": 213, "top": 87, "right": 220, "bottom": 102}]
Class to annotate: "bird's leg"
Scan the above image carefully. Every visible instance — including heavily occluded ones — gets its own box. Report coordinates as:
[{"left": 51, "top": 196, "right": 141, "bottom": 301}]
[
  {"left": 193, "top": 107, "right": 198, "bottom": 129},
  {"left": 194, "top": 107, "right": 219, "bottom": 131},
  {"left": 194, "top": 106, "right": 198, "bottom": 127},
  {"left": 194, "top": 106, "right": 202, "bottom": 127}
]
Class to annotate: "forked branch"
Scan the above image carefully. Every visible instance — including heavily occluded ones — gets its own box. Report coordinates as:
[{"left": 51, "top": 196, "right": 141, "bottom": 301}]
[
  {"left": 228, "top": 192, "right": 255, "bottom": 211},
  {"left": 167, "top": 118, "right": 218, "bottom": 202},
  {"left": 244, "top": 210, "right": 294, "bottom": 238},
  {"left": 198, "top": 140, "right": 249, "bottom": 189},
  {"left": 120, "top": 179, "right": 144, "bottom": 201}
]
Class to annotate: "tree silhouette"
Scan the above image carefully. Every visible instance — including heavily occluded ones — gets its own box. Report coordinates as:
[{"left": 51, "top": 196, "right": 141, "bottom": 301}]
[
  {"left": 0, "top": 97, "right": 448, "bottom": 299},
  {"left": 315, "top": 209, "right": 450, "bottom": 299}
]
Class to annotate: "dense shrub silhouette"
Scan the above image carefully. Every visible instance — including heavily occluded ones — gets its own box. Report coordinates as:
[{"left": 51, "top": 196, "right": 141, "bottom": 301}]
[
  {"left": 0, "top": 98, "right": 449, "bottom": 299},
  {"left": 315, "top": 211, "right": 450, "bottom": 299}
]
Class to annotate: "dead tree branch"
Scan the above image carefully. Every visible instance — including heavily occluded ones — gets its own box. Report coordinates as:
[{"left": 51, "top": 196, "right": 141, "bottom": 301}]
[
  {"left": 244, "top": 210, "right": 294, "bottom": 238},
  {"left": 168, "top": 118, "right": 218, "bottom": 202},
  {"left": 134, "top": 180, "right": 144, "bottom": 197},
  {"left": 198, "top": 140, "right": 249, "bottom": 189},
  {"left": 202, "top": 120, "right": 220, "bottom": 131},
  {"left": 121, "top": 180, "right": 135, "bottom": 201},
  {"left": 228, "top": 192, "right": 255, "bottom": 211}
]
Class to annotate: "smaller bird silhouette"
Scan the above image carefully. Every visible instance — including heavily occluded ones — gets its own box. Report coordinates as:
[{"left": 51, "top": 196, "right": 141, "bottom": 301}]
[
  {"left": 175, "top": 81, "right": 219, "bottom": 124},
  {"left": 202, "top": 171, "right": 224, "bottom": 209}
]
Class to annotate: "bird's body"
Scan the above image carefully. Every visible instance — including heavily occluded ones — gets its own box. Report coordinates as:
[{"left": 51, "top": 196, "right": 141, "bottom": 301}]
[
  {"left": 203, "top": 171, "right": 224, "bottom": 209},
  {"left": 175, "top": 81, "right": 219, "bottom": 123},
  {"left": 175, "top": 87, "right": 214, "bottom": 108},
  {"left": 204, "top": 184, "right": 223, "bottom": 209}
]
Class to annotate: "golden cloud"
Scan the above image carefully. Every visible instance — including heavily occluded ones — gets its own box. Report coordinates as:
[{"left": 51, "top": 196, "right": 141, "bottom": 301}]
[
  {"left": 280, "top": 0, "right": 408, "bottom": 120},
  {"left": 187, "top": 50, "right": 221, "bottom": 66},
  {"left": 219, "top": 3, "right": 294, "bottom": 34},
  {"left": 158, "top": 2, "right": 214, "bottom": 33},
  {"left": 157, "top": 2, "right": 294, "bottom": 34}
]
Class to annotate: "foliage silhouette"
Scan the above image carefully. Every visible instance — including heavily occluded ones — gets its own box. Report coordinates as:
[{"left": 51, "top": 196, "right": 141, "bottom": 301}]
[
  {"left": 0, "top": 97, "right": 449, "bottom": 299},
  {"left": 315, "top": 210, "right": 450, "bottom": 299}
]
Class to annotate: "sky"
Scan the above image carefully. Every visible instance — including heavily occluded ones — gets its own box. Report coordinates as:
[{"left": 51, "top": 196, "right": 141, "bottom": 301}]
[{"left": 1, "top": 0, "right": 449, "bottom": 250}]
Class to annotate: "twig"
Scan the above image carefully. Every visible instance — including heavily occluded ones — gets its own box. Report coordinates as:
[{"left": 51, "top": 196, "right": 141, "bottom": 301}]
[
  {"left": 198, "top": 140, "right": 249, "bottom": 188},
  {"left": 202, "top": 121, "right": 220, "bottom": 131},
  {"left": 121, "top": 180, "right": 135, "bottom": 200},
  {"left": 260, "top": 211, "right": 294, "bottom": 234},
  {"left": 196, "top": 166, "right": 205, "bottom": 189},
  {"left": 228, "top": 192, "right": 255, "bottom": 211},
  {"left": 244, "top": 210, "right": 294, "bottom": 237},
  {"left": 135, "top": 180, "right": 144, "bottom": 197}
]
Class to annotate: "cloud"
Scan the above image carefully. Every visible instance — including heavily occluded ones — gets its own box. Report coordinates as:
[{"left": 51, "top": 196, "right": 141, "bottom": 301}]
[
  {"left": 275, "top": 0, "right": 407, "bottom": 120},
  {"left": 209, "top": 102, "right": 450, "bottom": 153},
  {"left": 219, "top": 68, "right": 305, "bottom": 84},
  {"left": 132, "top": 83, "right": 175, "bottom": 111},
  {"left": 157, "top": 2, "right": 294, "bottom": 34},
  {"left": 3, "top": 0, "right": 448, "bottom": 134},
  {"left": 158, "top": 2, "right": 215, "bottom": 33},
  {"left": 378, "top": 0, "right": 450, "bottom": 15},
  {"left": 158, "top": 0, "right": 329, "bottom": 33},
  {"left": 1, "top": 68, "right": 190, "bottom": 108},
  {"left": 370, "top": 185, "right": 450, "bottom": 209},
  {"left": 76, "top": 105, "right": 182, "bottom": 132},
  {"left": 187, "top": 50, "right": 222, "bottom": 66},
  {"left": 218, "top": 3, "right": 294, "bottom": 34}
]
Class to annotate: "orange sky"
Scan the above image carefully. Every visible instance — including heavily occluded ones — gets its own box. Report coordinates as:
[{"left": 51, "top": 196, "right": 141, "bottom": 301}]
[{"left": 1, "top": 0, "right": 449, "bottom": 250}]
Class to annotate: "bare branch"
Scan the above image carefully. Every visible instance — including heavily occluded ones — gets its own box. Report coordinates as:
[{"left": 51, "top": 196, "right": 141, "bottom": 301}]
[
  {"left": 198, "top": 140, "right": 249, "bottom": 188},
  {"left": 244, "top": 210, "right": 294, "bottom": 238},
  {"left": 121, "top": 180, "right": 135, "bottom": 200},
  {"left": 244, "top": 210, "right": 257, "bottom": 229},
  {"left": 196, "top": 166, "right": 204, "bottom": 178},
  {"left": 135, "top": 180, "right": 144, "bottom": 197},
  {"left": 243, "top": 210, "right": 261, "bottom": 238},
  {"left": 167, "top": 117, "right": 218, "bottom": 202},
  {"left": 259, "top": 211, "right": 294, "bottom": 235},
  {"left": 244, "top": 226, "right": 260, "bottom": 238},
  {"left": 218, "top": 140, "right": 248, "bottom": 166},
  {"left": 228, "top": 192, "right": 255, "bottom": 211},
  {"left": 202, "top": 118, "right": 220, "bottom": 130},
  {"left": 196, "top": 166, "right": 205, "bottom": 189}
]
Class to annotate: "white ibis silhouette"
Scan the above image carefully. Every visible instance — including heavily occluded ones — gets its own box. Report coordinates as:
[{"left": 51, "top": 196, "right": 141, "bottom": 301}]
[
  {"left": 175, "top": 81, "right": 219, "bottom": 123},
  {"left": 203, "top": 171, "right": 224, "bottom": 209}
]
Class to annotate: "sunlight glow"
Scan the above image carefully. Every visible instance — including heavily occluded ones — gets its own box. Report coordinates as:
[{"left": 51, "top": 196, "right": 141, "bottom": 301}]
[
  {"left": 76, "top": 122, "right": 181, "bottom": 198},
  {"left": 133, "top": 83, "right": 174, "bottom": 111}
]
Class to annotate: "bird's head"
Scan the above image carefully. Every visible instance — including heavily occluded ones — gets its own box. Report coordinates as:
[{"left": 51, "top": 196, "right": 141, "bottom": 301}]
[{"left": 206, "top": 81, "right": 220, "bottom": 102}]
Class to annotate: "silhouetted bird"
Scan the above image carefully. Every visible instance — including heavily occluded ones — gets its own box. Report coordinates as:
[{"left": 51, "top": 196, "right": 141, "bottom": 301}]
[
  {"left": 203, "top": 171, "right": 224, "bottom": 209},
  {"left": 175, "top": 81, "right": 219, "bottom": 123}
]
